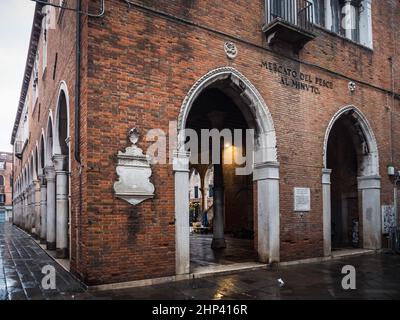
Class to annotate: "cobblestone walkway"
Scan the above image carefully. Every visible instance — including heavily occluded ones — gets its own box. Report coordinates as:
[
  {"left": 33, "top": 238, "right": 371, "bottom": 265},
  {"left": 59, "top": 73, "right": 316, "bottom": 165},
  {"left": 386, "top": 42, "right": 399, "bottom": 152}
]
[{"left": 1, "top": 221, "right": 400, "bottom": 300}]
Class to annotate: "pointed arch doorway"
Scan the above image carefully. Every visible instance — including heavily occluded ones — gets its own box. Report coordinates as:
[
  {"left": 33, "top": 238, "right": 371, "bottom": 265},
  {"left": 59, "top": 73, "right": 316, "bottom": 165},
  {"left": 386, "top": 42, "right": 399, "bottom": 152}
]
[
  {"left": 322, "top": 106, "right": 382, "bottom": 256},
  {"left": 174, "top": 67, "right": 280, "bottom": 275}
]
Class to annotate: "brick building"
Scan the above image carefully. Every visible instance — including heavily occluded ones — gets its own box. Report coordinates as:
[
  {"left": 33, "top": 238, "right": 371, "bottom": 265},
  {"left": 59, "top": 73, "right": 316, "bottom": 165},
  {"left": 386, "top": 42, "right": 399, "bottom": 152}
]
[
  {"left": 11, "top": 0, "right": 400, "bottom": 287},
  {"left": 0, "top": 152, "right": 13, "bottom": 222}
]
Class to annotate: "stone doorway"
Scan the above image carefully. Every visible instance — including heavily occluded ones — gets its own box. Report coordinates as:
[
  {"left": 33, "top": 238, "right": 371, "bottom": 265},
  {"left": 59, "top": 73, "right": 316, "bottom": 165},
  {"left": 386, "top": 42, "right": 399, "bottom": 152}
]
[
  {"left": 323, "top": 106, "right": 381, "bottom": 256},
  {"left": 174, "top": 67, "right": 279, "bottom": 276},
  {"left": 185, "top": 88, "right": 256, "bottom": 272}
]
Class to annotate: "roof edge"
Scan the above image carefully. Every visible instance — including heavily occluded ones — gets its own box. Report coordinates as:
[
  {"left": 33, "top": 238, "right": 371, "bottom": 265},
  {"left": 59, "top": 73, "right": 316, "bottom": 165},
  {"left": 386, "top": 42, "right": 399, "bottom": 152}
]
[{"left": 10, "top": 3, "right": 45, "bottom": 146}]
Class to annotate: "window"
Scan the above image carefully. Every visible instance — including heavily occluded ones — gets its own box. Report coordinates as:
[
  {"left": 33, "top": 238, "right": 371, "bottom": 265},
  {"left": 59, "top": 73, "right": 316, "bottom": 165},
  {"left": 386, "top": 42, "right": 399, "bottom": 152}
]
[
  {"left": 327, "top": 0, "right": 371, "bottom": 46},
  {"left": 208, "top": 185, "right": 213, "bottom": 198},
  {"left": 310, "top": 0, "right": 325, "bottom": 26},
  {"left": 0, "top": 194, "right": 5, "bottom": 204},
  {"left": 0, "top": 176, "right": 4, "bottom": 186},
  {"left": 194, "top": 186, "right": 199, "bottom": 199},
  {"left": 41, "top": 9, "right": 48, "bottom": 73},
  {"left": 0, "top": 162, "right": 4, "bottom": 171}
]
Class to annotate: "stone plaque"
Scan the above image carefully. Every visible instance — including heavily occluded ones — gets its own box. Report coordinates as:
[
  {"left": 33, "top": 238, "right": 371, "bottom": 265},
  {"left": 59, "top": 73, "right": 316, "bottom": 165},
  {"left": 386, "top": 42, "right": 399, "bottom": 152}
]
[{"left": 294, "top": 187, "right": 311, "bottom": 212}]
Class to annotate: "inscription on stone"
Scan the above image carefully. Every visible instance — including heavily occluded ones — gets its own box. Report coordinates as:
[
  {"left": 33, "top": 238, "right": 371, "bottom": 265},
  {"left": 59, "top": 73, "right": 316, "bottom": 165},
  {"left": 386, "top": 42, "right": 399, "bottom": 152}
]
[
  {"left": 261, "top": 60, "right": 334, "bottom": 95},
  {"left": 294, "top": 187, "right": 311, "bottom": 212}
]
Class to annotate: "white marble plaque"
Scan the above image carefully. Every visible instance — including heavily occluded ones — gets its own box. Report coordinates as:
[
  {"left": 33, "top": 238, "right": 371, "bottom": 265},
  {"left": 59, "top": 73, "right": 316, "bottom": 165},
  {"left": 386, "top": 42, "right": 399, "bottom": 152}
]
[{"left": 294, "top": 187, "right": 311, "bottom": 212}]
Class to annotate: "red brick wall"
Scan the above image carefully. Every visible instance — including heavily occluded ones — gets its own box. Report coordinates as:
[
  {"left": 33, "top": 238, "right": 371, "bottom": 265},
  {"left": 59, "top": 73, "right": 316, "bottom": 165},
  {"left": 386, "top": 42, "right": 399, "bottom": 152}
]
[
  {"left": 13, "top": 0, "right": 400, "bottom": 285},
  {"left": 78, "top": 0, "right": 400, "bottom": 283}
]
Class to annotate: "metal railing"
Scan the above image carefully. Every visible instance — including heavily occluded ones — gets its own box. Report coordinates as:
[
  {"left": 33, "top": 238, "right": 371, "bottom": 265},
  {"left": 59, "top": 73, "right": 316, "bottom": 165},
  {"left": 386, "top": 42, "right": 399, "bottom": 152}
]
[{"left": 265, "top": 0, "right": 314, "bottom": 32}]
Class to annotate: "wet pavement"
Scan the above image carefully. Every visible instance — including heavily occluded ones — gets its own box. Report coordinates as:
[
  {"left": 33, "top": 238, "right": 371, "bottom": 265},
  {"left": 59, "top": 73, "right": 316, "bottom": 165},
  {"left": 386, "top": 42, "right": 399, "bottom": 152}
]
[
  {"left": 0, "top": 222, "right": 85, "bottom": 300},
  {"left": 1, "top": 221, "right": 400, "bottom": 300},
  {"left": 190, "top": 234, "right": 257, "bottom": 270}
]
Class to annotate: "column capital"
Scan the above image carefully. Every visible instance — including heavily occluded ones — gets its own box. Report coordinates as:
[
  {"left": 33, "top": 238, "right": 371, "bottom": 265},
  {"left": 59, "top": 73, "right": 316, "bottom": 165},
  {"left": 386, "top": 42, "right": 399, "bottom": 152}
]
[
  {"left": 253, "top": 161, "right": 279, "bottom": 181},
  {"left": 358, "top": 175, "right": 381, "bottom": 190},
  {"left": 53, "top": 154, "right": 68, "bottom": 172},
  {"left": 38, "top": 174, "right": 46, "bottom": 186},
  {"left": 44, "top": 166, "right": 56, "bottom": 181},
  {"left": 173, "top": 151, "right": 190, "bottom": 172},
  {"left": 322, "top": 168, "right": 332, "bottom": 185}
]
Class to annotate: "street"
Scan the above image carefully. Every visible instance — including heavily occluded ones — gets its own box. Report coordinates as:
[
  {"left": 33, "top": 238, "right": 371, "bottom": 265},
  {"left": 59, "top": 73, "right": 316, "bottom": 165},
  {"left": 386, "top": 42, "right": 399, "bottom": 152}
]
[{"left": 1, "top": 221, "right": 399, "bottom": 300}]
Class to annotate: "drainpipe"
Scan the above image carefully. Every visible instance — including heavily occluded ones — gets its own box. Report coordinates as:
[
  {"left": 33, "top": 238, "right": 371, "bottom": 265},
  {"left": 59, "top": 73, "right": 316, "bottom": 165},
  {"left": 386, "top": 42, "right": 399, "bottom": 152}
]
[
  {"left": 74, "top": 0, "right": 82, "bottom": 274},
  {"left": 75, "top": 0, "right": 81, "bottom": 164}
]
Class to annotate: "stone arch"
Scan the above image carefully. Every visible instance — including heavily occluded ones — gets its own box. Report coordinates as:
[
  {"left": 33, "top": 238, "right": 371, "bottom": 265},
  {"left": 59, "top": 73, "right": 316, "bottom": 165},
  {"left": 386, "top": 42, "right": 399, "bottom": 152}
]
[
  {"left": 30, "top": 154, "right": 34, "bottom": 182},
  {"left": 323, "top": 105, "right": 379, "bottom": 175},
  {"left": 39, "top": 130, "right": 46, "bottom": 173},
  {"left": 53, "top": 81, "right": 70, "bottom": 156},
  {"left": 322, "top": 105, "right": 381, "bottom": 255},
  {"left": 45, "top": 112, "right": 54, "bottom": 167},
  {"left": 177, "top": 66, "right": 277, "bottom": 163},
  {"left": 174, "top": 67, "right": 280, "bottom": 275},
  {"left": 34, "top": 144, "right": 39, "bottom": 179}
]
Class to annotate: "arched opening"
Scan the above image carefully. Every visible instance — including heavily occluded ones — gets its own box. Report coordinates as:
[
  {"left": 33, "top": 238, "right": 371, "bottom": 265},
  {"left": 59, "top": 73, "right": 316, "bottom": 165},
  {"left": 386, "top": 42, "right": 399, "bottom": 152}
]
[
  {"left": 186, "top": 87, "right": 256, "bottom": 270},
  {"left": 174, "top": 67, "right": 279, "bottom": 275},
  {"left": 328, "top": 115, "right": 360, "bottom": 249},
  {"left": 323, "top": 107, "right": 381, "bottom": 254},
  {"left": 54, "top": 86, "right": 70, "bottom": 260},
  {"left": 46, "top": 117, "right": 53, "bottom": 166},
  {"left": 39, "top": 134, "right": 47, "bottom": 243},
  {"left": 56, "top": 90, "right": 69, "bottom": 155}
]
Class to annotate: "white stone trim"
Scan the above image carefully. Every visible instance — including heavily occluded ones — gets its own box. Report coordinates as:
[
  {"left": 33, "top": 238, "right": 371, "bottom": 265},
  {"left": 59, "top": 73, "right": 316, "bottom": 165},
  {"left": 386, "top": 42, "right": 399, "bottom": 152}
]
[
  {"left": 175, "top": 67, "right": 279, "bottom": 273},
  {"left": 177, "top": 66, "right": 278, "bottom": 163},
  {"left": 323, "top": 105, "right": 379, "bottom": 176},
  {"left": 53, "top": 81, "right": 70, "bottom": 156},
  {"left": 322, "top": 105, "right": 381, "bottom": 253}
]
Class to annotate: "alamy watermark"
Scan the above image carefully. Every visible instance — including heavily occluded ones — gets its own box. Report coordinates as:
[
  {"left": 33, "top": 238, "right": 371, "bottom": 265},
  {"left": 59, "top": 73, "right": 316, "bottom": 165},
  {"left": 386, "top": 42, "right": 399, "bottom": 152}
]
[
  {"left": 143, "top": 121, "right": 255, "bottom": 176},
  {"left": 41, "top": 265, "right": 56, "bottom": 290}
]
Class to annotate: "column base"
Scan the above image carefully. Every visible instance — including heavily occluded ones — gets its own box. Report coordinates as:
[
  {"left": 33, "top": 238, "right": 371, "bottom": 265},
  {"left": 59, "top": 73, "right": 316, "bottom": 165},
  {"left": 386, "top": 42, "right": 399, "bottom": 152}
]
[
  {"left": 56, "top": 248, "right": 69, "bottom": 259},
  {"left": 46, "top": 242, "right": 56, "bottom": 251},
  {"left": 211, "top": 238, "right": 227, "bottom": 249}
]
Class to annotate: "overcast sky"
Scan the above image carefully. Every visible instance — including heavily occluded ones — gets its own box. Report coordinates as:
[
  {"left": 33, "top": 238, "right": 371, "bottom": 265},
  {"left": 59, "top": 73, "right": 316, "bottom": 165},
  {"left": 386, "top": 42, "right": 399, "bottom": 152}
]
[{"left": 0, "top": 0, "right": 35, "bottom": 152}]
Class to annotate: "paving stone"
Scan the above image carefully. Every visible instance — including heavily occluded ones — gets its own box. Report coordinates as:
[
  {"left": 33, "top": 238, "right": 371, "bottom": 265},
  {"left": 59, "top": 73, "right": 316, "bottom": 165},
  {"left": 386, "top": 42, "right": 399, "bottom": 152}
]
[{"left": 1, "top": 221, "right": 400, "bottom": 300}]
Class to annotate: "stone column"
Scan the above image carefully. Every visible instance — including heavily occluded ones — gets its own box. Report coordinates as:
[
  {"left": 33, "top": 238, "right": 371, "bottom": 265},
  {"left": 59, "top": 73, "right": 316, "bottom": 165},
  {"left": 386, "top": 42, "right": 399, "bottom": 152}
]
[
  {"left": 30, "top": 183, "right": 36, "bottom": 234},
  {"left": 322, "top": 169, "right": 332, "bottom": 257},
  {"left": 13, "top": 198, "right": 18, "bottom": 226},
  {"left": 211, "top": 163, "right": 226, "bottom": 249},
  {"left": 45, "top": 166, "right": 56, "bottom": 250},
  {"left": 24, "top": 191, "right": 29, "bottom": 230},
  {"left": 344, "top": 0, "right": 352, "bottom": 40},
  {"left": 34, "top": 180, "right": 41, "bottom": 239},
  {"left": 358, "top": 175, "right": 382, "bottom": 250},
  {"left": 253, "top": 161, "right": 280, "bottom": 263},
  {"left": 40, "top": 175, "right": 47, "bottom": 244},
  {"left": 54, "top": 155, "right": 69, "bottom": 258},
  {"left": 359, "top": 0, "right": 372, "bottom": 48},
  {"left": 324, "top": 0, "right": 332, "bottom": 31},
  {"left": 173, "top": 151, "right": 190, "bottom": 275}
]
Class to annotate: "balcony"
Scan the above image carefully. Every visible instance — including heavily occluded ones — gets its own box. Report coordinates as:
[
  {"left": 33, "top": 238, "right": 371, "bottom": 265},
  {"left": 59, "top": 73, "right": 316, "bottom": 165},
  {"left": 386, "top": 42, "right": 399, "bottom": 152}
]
[
  {"left": 14, "top": 140, "right": 25, "bottom": 160},
  {"left": 263, "top": 0, "right": 316, "bottom": 51}
]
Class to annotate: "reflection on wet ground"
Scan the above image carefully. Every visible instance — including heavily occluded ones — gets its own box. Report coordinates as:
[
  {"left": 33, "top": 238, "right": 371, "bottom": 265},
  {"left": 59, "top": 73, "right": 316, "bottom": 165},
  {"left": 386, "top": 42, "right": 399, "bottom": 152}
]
[
  {"left": 0, "top": 222, "right": 85, "bottom": 300},
  {"left": 190, "top": 234, "right": 256, "bottom": 270},
  {"left": 1, "top": 222, "right": 400, "bottom": 300}
]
